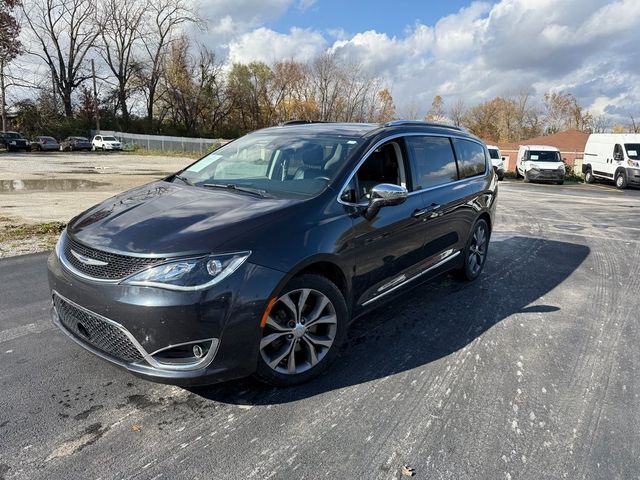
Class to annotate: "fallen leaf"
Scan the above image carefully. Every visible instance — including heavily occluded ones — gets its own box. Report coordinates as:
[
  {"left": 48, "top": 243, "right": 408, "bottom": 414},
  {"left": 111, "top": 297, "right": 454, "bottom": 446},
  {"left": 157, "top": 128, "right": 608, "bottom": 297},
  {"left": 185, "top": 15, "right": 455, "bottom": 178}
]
[
  {"left": 131, "top": 424, "right": 142, "bottom": 433},
  {"left": 401, "top": 465, "right": 415, "bottom": 477}
]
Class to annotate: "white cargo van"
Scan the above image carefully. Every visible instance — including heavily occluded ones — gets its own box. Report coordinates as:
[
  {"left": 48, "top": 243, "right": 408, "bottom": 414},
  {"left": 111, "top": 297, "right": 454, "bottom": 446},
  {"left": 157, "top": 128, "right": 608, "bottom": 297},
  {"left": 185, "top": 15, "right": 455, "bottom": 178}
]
[
  {"left": 582, "top": 134, "right": 640, "bottom": 189},
  {"left": 515, "top": 145, "right": 565, "bottom": 184},
  {"left": 486, "top": 145, "right": 505, "bottom": 180}
]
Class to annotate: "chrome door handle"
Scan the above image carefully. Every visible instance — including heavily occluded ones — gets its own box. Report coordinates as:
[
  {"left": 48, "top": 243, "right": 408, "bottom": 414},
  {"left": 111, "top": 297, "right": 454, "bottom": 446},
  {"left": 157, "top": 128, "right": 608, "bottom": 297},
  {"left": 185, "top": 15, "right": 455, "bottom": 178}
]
[{"left": 413, "top": 204, "right": 441, "bottom": 218}]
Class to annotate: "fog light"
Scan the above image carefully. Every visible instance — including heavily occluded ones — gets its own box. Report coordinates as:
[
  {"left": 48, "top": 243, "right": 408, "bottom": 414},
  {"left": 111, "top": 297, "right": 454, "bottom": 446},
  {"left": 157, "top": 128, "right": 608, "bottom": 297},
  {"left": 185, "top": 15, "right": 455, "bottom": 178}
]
[{"left": 193, "top": 344, "right": 204, "bottom": 358}]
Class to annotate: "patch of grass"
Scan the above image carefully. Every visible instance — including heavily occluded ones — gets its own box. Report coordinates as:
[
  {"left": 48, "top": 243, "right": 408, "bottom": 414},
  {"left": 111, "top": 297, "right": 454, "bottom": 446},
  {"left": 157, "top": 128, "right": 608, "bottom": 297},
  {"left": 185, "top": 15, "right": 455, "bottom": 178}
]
[{"left": 0, "top": 220, "right": 66, "bottom": 242}]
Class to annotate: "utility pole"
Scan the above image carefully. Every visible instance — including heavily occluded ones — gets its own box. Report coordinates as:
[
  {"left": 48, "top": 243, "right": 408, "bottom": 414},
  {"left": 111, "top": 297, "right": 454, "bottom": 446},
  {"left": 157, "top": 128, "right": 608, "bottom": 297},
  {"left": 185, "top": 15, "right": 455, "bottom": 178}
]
[
  {"left": 91, "top": 59, "right": 100, "bottom": 132},
  {"left": 0, "top": 59, "right": 6, "bottom": 132}
]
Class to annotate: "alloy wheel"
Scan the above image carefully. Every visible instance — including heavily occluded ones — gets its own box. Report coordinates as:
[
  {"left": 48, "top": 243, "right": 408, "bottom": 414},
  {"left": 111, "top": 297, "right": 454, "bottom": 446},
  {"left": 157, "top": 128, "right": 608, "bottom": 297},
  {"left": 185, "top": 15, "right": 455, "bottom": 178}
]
[
  {"left": 468, "top": 223, "right": 488, "bottom": 276},
  {"left": 260, "top": 288, "right": 337, "bottom": 375}
]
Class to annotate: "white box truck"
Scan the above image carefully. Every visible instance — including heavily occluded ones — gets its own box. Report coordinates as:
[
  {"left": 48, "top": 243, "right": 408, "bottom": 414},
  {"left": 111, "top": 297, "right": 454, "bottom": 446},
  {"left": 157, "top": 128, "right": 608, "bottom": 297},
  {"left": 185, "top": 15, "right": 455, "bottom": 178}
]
[{"left": 582, "top": 134, "right": 640, "bottom": 189}]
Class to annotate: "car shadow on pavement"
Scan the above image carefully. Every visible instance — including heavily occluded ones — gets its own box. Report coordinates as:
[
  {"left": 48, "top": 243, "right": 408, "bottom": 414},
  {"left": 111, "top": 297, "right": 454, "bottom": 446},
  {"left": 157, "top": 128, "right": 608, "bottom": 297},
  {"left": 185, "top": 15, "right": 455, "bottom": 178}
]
[{"left": 190, "top": 236, "right": 589, "bottom": 405}]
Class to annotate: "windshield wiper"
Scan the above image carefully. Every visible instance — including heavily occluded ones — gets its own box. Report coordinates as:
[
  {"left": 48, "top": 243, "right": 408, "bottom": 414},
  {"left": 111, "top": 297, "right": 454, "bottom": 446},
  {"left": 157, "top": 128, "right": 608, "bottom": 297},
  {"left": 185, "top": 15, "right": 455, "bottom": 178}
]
[
  {"left": 173, "top": 174, "right": 194, "bottom": 186},
  {"left": 203, "top": 183, "right": 271, "bottom": 198}
]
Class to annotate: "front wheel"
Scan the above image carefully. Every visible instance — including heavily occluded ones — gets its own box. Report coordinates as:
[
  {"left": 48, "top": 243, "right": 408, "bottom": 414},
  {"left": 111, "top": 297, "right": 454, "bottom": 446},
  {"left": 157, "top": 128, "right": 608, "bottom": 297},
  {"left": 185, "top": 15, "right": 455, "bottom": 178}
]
[
  {"left": 255, "top": 274, "right": 347, "bottom": 386},
  {"left": 584, "top": 168, "right": 594, "bottom": 184},
  {"left": 458, "top": 218, "right": 490, "bottom": 282},
  {"left": 615, "top": 171, "right": 627, "bottom": 189}
]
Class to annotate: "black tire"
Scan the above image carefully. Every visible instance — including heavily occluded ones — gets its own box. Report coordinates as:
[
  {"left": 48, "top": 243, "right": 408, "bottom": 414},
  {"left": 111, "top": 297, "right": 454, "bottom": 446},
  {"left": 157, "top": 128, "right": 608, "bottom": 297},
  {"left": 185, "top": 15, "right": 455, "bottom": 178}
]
[
  {"left": 457, "top": 218, "right": 490, "bottom": 282},
  {"left": 498, "top": 173, "right": 504, "bottom": 181},
  {"left": 584, "top": 168, "right": 594, "bottom": 184},
  {"left": 514, "top": 167, "right": 521, "bottom": 179},
  {"left": 254, "top": 274, "right": 348, "bottom": 386},
  {"left": 615, "top": 170, "right": 627, "bottom": 189}
]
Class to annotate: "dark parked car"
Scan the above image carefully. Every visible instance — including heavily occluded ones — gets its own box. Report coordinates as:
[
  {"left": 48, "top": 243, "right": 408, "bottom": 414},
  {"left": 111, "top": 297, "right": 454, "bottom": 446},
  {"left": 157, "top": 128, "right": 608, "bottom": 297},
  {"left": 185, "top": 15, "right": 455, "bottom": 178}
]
[
  {"left": 31, "top": 136, "right": 61, "bottom": 152},
  {"left": 60, "top": 136, "right": 92, "bottom": 151},
  {"left": 48, "top": 121, "right": 497, "bottom": 386},
  {"left": 1, "top": 131, "right": 30, "bottom": 151}
]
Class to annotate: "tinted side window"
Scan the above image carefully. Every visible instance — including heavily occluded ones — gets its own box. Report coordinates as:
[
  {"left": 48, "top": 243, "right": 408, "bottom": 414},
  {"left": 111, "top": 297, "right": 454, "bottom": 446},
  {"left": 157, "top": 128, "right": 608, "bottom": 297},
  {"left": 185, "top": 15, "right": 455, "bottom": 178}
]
[
  {"left": 453, "top": 138, "right": 486, "bottom": 179},
  {"left": 406, "top": 136, "right": 458, "bottom": 189}
]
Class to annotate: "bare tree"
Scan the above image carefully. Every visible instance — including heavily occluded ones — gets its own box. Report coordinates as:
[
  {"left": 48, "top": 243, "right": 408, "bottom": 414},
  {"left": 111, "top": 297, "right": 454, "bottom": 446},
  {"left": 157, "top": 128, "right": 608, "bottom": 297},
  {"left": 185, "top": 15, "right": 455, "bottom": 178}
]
[
  {"left": 138, "top": 0, "right": 197, "bottom": 130},
  {"left": 629, "top": 114, "right": 639, "bottom": 133},
  {"left": 22, "top": 0, "right": 100, "bottom": 117},
  {"left": 162, "top": 37, "right": 226, "bottom": 134},
  {"left": 449, "top": 99, "right": 466, "bottom": 127},
  {"left": 98, "top": 0, "right": 146, "bottom": 129},
  {"left": 0, "top": 0, "right": 23, "bottom": 130},
  {"left": 310, "top": 53, "right": 344, "bottom": 122}
]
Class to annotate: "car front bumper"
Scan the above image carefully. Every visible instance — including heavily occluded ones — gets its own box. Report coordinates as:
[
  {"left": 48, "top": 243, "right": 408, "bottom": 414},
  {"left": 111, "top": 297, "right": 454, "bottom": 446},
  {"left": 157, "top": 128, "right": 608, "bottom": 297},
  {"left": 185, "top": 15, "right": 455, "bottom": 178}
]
[
  {"left": 626, "top": 167, "right": 640, "bottom": 185},
  {"left": 526, "top": 169, "right": 565, "bottom": 182},
  {"left": 47, "top": 251, "right": 286, "bottom": 386}
]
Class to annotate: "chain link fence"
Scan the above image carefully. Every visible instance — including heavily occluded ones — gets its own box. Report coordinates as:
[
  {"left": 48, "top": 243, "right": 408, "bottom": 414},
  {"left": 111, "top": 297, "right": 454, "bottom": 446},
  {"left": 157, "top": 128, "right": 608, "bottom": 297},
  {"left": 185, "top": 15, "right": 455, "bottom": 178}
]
[{"left": 93, "top": 130, "right": 225, "bottom": 154}]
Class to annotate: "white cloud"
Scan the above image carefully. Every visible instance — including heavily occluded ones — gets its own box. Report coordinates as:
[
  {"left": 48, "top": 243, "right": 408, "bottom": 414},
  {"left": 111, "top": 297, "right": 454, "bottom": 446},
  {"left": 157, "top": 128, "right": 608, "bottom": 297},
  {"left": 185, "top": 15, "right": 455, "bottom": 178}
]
[
  {"left": 228, "top": 27, "right": 327, "bottom": 64},
  {"left": 193, "top": 0, "right": 640, "bottom": 122}
]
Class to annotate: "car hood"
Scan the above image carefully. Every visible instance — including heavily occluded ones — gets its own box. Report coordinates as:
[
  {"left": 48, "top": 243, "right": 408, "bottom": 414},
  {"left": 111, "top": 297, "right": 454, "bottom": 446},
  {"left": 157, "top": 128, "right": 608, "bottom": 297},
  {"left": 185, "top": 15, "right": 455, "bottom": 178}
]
[{"left": 67, "top": 181, "right": 301, "bottom": 256}]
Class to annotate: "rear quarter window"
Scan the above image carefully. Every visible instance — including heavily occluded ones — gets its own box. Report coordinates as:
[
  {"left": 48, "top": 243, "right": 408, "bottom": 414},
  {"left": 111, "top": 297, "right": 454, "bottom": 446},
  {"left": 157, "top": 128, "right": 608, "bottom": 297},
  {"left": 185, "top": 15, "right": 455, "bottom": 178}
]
[{"left": 453, "top": 138, "right": 487, "bottom": 179}]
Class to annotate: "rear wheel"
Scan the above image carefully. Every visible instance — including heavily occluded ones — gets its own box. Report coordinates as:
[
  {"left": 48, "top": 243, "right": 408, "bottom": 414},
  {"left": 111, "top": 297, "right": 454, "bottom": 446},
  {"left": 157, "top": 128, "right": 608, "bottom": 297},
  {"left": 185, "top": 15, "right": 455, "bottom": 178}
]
[
  {"left": 615, "top": 170, "right": 627, "bottom": 189},
  {"left": 255, "top": 274, "right": 347, "bottom": 386},
  {"left": 458, "top": 218, "right": 490, "bottom": 282}
]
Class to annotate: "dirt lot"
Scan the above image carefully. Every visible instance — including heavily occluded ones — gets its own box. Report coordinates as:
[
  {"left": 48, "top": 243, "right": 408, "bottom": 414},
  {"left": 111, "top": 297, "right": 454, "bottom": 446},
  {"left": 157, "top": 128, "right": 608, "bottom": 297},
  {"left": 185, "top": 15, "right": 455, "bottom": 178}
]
[{"left": 0, "top": 151, "right": 190, "bottom": 257}]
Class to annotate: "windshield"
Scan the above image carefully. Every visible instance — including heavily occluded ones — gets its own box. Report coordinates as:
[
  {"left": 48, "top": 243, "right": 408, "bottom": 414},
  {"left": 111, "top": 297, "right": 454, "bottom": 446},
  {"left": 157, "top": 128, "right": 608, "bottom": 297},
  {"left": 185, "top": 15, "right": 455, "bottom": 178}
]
[
  {"left": 73, "top": 137, "right": 88, "bottom": 141},
  {"left": 102, "top": 136, "right": 117, "bottom": 142},
  {"left": 5, "top": 132, "right": 21, "bottom": 139},
  {"left": 527, "top": 150, "right": 561, "bottom": 162},
  {"left": 176, "top": 132, "right": 362, "bottom": 197},
  {"left": 488, "top": 148, "right": 500, "bottom": 159},
  {"left": 625, "top": 144, "right": 640, "bottom": 159}
]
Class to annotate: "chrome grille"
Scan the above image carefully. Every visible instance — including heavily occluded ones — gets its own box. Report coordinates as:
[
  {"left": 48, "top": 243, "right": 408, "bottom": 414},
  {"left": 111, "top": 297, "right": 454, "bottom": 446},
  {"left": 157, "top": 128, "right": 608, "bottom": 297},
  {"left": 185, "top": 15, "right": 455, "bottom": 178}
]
[
  {"left": 54, "top": 294, "right": 144, "bottom": 363},
  {"left": 62, "top": 234, "right": 165, "bottom": 280}
]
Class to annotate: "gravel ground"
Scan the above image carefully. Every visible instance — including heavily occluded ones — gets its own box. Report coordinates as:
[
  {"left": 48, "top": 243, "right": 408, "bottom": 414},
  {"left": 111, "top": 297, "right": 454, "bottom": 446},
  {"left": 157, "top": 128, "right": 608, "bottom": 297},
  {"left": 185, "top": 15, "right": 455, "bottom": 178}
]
[
  {"left": 0, "top": 181, "right": 639, "bottom": 479},
  {"left": 0, "top": 151, "right": 189, "bottom": 257},
  {"left": 0, "top": 151, "right": 188, "bottom": 224}
]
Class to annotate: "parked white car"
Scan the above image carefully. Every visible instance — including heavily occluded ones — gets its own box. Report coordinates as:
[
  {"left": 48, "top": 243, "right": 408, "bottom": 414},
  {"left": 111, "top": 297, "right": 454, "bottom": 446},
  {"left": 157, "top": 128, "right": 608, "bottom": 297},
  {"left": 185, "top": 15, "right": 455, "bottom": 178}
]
[
  {"left": 582, "top": 134, "right": 640, "bottom": 189},
  {"left": 92, "top": 135, "right": 123, "bottom": 151},
  {"left": 515, "top": 144, "right": 565, "bottom": 184},
  {"left": 486, "top": 145, "right": 505, "bottom": 180}
]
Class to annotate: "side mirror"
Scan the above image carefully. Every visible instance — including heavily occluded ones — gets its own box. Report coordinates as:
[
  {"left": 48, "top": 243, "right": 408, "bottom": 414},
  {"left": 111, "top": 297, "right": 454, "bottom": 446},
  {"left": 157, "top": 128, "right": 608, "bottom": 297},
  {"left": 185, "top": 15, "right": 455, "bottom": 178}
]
[
  {"left": 614, "top": 153, "right": 623, "bottom": 162},
  {"left": 364, "top": 183, "right": 408, "bottom": 220}
]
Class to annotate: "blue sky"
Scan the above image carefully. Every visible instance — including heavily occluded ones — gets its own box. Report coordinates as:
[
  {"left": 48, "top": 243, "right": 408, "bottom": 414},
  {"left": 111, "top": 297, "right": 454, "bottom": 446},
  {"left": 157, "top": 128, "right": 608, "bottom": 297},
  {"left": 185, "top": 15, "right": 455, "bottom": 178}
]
[{"left": 269, "top": 0, "right": 494, "bottom": 38}]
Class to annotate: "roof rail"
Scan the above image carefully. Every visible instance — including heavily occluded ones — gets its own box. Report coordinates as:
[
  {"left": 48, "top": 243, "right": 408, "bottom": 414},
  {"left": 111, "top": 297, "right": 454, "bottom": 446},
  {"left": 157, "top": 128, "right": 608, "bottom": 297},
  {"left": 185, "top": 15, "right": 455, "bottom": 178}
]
[
  {"left": 280, "top": 120, "right": 327, "bottom": 126},
  {"left": 383, "top": 120, "right": 464, "bottom": 131}
]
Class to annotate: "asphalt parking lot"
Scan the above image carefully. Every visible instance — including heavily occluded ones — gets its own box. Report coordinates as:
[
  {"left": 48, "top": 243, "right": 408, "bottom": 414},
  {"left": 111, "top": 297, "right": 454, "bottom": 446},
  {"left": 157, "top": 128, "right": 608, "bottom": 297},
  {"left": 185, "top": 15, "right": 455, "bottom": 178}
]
[{"left": 1, "top": 180, "right": 639, "bottom": 479}]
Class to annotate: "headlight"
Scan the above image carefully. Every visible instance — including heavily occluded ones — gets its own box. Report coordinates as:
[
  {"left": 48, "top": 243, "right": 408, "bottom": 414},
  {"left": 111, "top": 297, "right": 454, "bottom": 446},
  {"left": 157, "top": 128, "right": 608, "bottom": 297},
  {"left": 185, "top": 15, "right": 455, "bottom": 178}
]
[
  {"left": 558, "top": 164, "right": 565, "bottom": 171},
  {"left": 121, "top": 252, "right": 251, "bottom": 291},
  {"left": 628, "top": 159, "right": 640, "bottom": 167},
  {"left": 530, "top": 163, "right": 540, "bottom": 170}
]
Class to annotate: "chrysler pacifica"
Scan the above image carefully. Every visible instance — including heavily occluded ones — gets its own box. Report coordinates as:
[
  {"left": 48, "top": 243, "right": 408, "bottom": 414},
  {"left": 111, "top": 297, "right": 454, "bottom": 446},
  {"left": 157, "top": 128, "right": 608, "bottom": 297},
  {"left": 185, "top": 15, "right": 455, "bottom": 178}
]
[{"left": 48, "top": 121, "right": 497, "bottom": 386}]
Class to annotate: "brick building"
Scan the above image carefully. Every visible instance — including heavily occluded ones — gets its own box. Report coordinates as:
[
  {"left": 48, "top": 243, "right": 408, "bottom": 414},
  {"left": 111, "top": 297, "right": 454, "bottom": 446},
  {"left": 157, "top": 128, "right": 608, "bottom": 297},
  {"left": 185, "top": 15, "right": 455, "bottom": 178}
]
[{"left": 486, "top": 129, "right": 590, "bottom": 172}]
